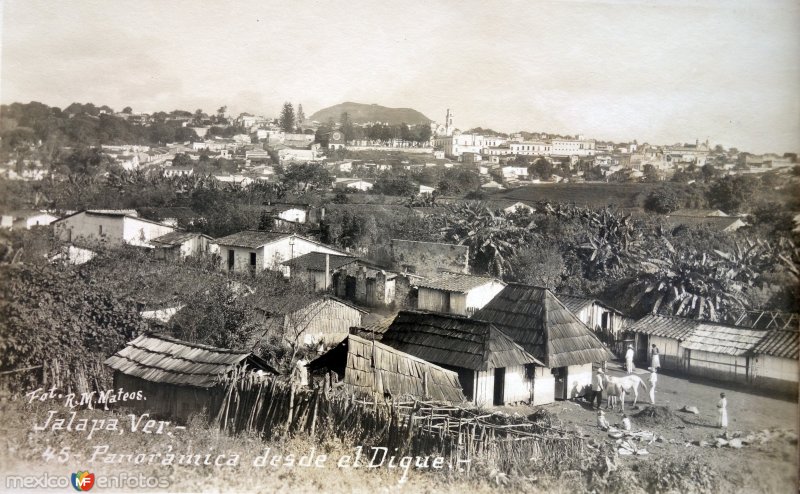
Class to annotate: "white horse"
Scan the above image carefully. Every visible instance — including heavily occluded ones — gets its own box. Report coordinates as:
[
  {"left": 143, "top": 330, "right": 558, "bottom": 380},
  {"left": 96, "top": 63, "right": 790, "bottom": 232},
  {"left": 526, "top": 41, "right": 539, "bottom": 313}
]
[{"left": 602, "top": 375, "right": 649, "bottom": 412}]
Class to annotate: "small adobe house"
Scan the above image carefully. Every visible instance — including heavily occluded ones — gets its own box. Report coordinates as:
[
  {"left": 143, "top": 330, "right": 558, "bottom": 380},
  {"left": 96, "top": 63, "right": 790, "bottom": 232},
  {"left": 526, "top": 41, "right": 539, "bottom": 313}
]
[
  {"left": 308, "top": 334, "right": 465, "bottom": 402},
  {"left": 416, "top": 271, "right": 506, "bottom": 317},
  {"left": 105, "top": 333, "right": 277, "bottom": 422},
  {"left": 380, "top": 310, "right": 542, "bottom": 407},
  {"left": 472, "top": 284, "right": 614, "bottom": 405}
]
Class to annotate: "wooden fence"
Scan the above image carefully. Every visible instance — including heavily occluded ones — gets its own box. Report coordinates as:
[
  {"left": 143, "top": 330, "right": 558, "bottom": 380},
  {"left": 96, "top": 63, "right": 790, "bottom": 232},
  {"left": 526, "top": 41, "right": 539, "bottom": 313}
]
[{"left": 215, "top": 375, "right": 585, "bottom": 474}]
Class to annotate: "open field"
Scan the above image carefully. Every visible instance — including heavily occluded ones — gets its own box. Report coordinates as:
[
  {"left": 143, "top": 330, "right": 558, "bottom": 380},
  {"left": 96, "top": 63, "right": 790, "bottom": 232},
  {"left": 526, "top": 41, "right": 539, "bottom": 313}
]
[{"left": 491, "top": 183, "right": 662, "bottom": 208}]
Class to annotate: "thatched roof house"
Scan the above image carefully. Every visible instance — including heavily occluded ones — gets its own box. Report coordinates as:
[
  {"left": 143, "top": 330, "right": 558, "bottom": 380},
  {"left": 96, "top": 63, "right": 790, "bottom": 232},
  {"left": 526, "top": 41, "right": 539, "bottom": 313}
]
[
  {"left": 105, "top": 333, "right": 277, "bottom": 422},
  {"left": 472, "top": 284, "right": 614, "bottom": 403},
  {"left": 473, "top": 284, "right": 614, "bottom": 368},
  {"left": 308, "top": 334, "right": 465, "bottom": 402},
  {"left": 381, "top": 310, "right": 542, "bottom": 406}
]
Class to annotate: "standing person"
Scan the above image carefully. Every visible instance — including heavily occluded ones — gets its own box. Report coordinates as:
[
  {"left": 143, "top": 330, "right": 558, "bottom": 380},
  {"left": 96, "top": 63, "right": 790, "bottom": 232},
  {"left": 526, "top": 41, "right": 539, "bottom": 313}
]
[
  {"left": 591, "top": 368, "right": 605, "bottom": 409},
  {"left": 648, "top": 368, "right": 658, "bottom": 404},
  {"left": 650, "top": 344, "right": 661, "bottom": 371},
  {"left": 716, "top": 392, "right": 728, "bottom": 429},
  {"left": 625, "top": 345, "right": 635, "bottom": 374}
]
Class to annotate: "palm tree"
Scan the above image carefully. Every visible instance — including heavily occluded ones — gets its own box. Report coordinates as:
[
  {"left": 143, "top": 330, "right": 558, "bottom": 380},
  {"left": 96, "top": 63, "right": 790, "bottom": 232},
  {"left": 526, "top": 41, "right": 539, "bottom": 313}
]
[
  {"left": 624, "top": 240, "right": 748, "bottom": 322},
  {"left": 439, "top": 202, "right": 534, "bottom": 277}
]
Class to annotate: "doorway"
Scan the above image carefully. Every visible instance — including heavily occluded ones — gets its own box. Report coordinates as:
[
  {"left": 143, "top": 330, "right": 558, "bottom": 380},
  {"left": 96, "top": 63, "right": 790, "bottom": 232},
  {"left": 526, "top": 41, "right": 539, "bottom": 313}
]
[
  {"left": 227, "top": 249, "right": 235, "bottom": 271},
  {"left": 493, "top": 368, "right": 505, "bottom": 405},
  {"left": 553, "top": 367, "right": 567, "bottom": 400}
]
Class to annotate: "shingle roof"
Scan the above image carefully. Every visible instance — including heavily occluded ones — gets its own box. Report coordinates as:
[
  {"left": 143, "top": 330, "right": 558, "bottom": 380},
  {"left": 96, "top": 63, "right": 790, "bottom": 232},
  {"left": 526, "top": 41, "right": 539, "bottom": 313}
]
[
  {"left": 308, "top": 335, "right": 465, "bottom": 402},
  {"left": 105, "top": 333, "right": 277, "bottom": 388},
  {"left": 555, "top": 293, "right": 595, "bottom": 315},
  {"left": 214, "top": 230, "right": 289, "bottom": 248},
  {"left": 416, "top": 272, "right": 503, "bottom": 293},
  {"left": 682, "top": 323, "right": 768, "bottom": 356},
  {"left": 472, "top": 284, "right": 614, "bottom": 368},
  {"left": 151, "top": 231, "right": 211, "bottom": 246},
  {"left": 381, "top": 310, "right": 543, "bottom": 371},
  {"left": 283, "top": 252, "right": 356, "bottom": 271},
  {"left": 752, "top": 330, "right": 799, "bottom": 359},
  {"left": 626, "top": 314, "right": 700, "bottom": 340}
]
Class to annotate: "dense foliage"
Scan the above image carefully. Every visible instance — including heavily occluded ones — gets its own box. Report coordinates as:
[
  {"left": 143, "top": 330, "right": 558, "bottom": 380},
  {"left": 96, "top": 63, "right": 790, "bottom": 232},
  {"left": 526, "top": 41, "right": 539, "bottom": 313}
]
[{"left": 0, "top": 262, "right": 147, "bottom": 391}]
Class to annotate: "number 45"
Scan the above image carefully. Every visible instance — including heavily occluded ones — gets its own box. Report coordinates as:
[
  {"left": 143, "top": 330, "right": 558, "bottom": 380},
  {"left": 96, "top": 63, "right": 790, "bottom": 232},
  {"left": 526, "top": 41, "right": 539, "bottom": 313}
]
[{"left": 41, "top": 446, "right": 70, "bottom": 463}]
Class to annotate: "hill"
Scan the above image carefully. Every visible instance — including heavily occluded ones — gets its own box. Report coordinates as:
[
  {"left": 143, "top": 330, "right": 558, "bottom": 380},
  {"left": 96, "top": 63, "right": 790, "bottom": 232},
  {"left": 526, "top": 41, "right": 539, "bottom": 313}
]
[{"left": 308, "top": 102, "right": 431, "bottom": 125}]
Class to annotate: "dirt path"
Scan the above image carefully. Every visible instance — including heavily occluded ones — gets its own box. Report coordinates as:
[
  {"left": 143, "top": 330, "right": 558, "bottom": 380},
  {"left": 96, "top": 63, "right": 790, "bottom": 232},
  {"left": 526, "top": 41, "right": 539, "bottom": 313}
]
[{"left": 506, "top": 362, "right": 799, "bottom": 493}]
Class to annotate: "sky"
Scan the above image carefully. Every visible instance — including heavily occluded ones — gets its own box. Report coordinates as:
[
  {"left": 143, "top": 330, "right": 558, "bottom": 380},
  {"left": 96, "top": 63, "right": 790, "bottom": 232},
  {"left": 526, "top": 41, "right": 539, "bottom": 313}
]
[{"left": 1, "top": 0, "right": 798, "bottom": 153}]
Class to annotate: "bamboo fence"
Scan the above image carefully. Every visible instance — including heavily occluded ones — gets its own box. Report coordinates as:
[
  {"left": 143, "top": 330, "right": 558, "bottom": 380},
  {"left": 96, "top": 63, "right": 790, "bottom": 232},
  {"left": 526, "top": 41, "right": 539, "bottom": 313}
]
[{"left": 215, "top": 374, "right": 584, "bottom": 474}]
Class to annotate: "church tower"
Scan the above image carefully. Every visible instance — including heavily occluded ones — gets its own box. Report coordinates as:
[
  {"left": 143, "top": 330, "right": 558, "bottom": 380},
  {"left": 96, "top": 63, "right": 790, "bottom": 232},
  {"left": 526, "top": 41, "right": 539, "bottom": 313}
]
[{"left": 445, "top": 109, "right": 454, "bottom": 136}]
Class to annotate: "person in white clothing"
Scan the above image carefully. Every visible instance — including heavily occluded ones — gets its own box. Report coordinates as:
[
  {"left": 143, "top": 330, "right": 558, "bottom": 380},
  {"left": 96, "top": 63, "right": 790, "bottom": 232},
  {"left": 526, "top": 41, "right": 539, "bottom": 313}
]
[
  {"left": 621, "top": 414, "right": 631, "bottom": 431},
  {"left": 650, "top": 344, "right": 661, "bottom": 370},
  {"left": 717, "top": 392, "right": 728, "bottom": 429},
  {"left": 648, "top": 368, "right": 658, "bottom": 404},
  {"left": 625, "top": 345, "right": 635, "bottom": 374},
  {"left": 597, "top": 410, "right": 610, "bottom": 431}
]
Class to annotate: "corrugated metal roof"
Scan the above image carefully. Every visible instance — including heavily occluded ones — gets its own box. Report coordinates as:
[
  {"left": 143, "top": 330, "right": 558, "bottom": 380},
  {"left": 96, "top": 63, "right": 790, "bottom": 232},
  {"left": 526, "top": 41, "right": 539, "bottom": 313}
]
[
  {"left": 753, "top": 330, "right": 799, "bottom": 359},
  {"left": 105, "top": 333, "right": 277, "bottom": 387},
  {"left": 472, "top": 284, "right": 614, "bottom": 368},
  {"left": 381, "top": 310, "right": 543, "bottom": 371},
  {"left": 416, "top": 272, "right": 503, "bottom": 293},
  {"left": 682, "top": 323, "right": 768, "bottom": 356},
  {"left": 626, "top": 314, "right": 700, "bottom": 340},
  {"left": 309, "top": 335, "right": 465, "bottom": 402}
]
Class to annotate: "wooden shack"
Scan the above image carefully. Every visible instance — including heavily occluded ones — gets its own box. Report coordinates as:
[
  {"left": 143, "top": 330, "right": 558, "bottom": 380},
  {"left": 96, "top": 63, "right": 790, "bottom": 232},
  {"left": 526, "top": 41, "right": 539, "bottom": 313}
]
[
  {"left": 556, "top": 293, "right": 632, "bottom": 355},
  {"left": 104, "top": 333, "right": 277, "bottom": 422},
  {"left": 624, "top": 314, "right": 700, "bottom": 370},
  {"left": 752, "top": 329, "right": 799, "bottom": 396},
  {"left": 681, "top": 323, "right": 767, "bottom": 383},
  {"left": 308, "top": 334, "right": 465, "bottom": 402},
  {"left": 473, "top": 284, "right": 614, "bottom": 405},
  {"left": 253, "top": 294, "right": 368, "bottom": 347},
  {"left": 380, "top": 310, "right": 542, "bottom": 407}
]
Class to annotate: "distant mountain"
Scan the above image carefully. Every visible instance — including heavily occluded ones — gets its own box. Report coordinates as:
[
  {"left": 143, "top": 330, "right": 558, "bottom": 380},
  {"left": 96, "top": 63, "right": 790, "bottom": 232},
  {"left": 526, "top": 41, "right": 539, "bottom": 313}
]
[{"left": 309, "top": 102, "right": 431, "bottom": 126}]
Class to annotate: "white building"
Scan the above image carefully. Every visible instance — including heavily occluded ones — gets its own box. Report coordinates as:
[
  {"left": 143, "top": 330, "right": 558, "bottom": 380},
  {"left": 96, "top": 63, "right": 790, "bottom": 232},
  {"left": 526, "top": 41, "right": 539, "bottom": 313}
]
[
  {"left": 551, "top": 138, "right": 596, "bottom": 157},
  {"left": 277, "top": 147, "right": 320, "bottom": 164},
  {"left": 502, "top": 166, "right": 529, "bottom": 179},
  {"left": 1, "top": 210, "right": 60, "bottom": 230},
  {"left": 509, "top": 141, "right": 551, "bottom": 156},
  {"left": 53, "top": 210, "right": 176, "bottom": 247},
  {"left": 335, "top": 178, "right": 373, "bottom": 191},
  {"left": 416, "top": 272, "right": 506, "bottom": 317},
  {"left": 214, "top": 230, "right": 347, "bottom": 274}
]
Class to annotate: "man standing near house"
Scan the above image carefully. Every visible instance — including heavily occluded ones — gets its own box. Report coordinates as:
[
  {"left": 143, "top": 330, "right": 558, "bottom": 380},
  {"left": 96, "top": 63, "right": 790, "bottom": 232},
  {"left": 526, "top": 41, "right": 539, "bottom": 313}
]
[
  {"left": 591, "top": 368, "right": 605, "bottom": 409},
  {"left": 625, "top": 345, "right": 635, "bottom": 374}
]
